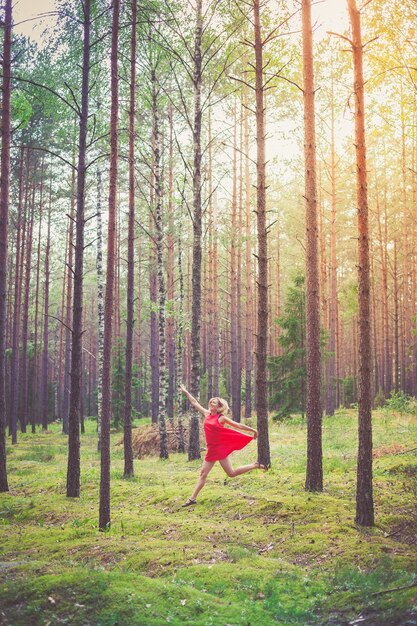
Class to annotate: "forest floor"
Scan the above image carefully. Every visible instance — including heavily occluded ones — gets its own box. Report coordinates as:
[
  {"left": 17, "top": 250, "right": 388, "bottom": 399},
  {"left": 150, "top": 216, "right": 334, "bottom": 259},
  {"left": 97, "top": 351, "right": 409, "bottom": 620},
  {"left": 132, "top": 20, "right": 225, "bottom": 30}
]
[{"left": 0, "top": 409, "right": 416, "bottom": 626}]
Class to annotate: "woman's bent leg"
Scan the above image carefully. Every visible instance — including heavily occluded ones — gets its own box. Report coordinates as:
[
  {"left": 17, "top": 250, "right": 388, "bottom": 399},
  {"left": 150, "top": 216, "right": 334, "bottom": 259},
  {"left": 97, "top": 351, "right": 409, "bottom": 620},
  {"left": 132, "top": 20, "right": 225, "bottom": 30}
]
[{"left": 219, "top": 456, "right": 262, "bottom": 478}]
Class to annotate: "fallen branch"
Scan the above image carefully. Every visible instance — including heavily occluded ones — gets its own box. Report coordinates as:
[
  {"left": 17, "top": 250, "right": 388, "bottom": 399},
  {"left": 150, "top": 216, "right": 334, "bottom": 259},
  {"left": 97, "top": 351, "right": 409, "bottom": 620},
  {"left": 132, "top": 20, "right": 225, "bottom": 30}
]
[{"left": 371, "top": 580, "right": 417, "bottom": 597}]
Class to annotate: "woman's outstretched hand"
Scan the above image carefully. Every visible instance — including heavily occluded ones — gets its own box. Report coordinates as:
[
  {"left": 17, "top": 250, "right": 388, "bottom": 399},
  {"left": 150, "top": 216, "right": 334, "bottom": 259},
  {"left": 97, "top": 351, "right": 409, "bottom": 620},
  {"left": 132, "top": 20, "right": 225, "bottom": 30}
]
[
  {"left": 253, "top": 430, "right": 258, "bottom": 439},
  {"left": 179, "top": 383, "right": 187, "bottom": 394}
]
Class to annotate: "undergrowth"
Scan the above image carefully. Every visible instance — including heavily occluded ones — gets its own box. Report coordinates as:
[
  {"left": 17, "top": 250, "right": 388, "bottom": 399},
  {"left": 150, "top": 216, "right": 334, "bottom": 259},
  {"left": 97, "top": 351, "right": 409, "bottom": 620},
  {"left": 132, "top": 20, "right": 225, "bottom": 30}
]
[{"left": 0, "top": 409, "right": 416, "bottom": 625}]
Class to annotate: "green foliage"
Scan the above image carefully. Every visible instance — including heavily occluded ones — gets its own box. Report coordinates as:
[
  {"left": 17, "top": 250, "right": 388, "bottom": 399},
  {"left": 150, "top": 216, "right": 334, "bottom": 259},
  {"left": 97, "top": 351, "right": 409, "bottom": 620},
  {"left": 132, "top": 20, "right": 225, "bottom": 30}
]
[
  {"left": 374, "top": 387, "right": 386, "bottom": 408},
  {"left": 11, "top": 90, "right": 32, "bottom": 129},
  {"left": 339, "top": 376, "right": 356, "bottom": 408},
  {"left": 268, "top": 273, "right": 306, "bottom": 419},
  {"left": 384, "top": 390, "right": 417, "bottom": 415}
]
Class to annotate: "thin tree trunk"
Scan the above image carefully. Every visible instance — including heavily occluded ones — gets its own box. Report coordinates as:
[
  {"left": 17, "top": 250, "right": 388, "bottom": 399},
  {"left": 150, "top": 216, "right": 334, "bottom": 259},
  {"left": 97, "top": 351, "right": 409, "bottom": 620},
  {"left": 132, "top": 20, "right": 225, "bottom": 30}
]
[
  {"left": 347, "top": 0, "right": 374, "bottom": 527},
  {"left": 166, "top": 105, "right": 175, "bottom": 422},
  {"left": 244, "top": 79, "right": 252, "bottom": 419},
  {"left": 123, "top": 0, "right": 137, "bottom": 478},
  {"left": 0, "top": 0, "right": 12, "bottom": 492},
  {"left": 99, "top": 0, "right": 119, "bottom": 530},
  {"left": 41, "top": 179, "right": 52, "bottom": 430},
  {"left": 10, "top": 148, "right": 25, "bottom": 446},
  {"left": 176, "top": 230, "right": 186, "bottom": 453},
  {"left": 151, "top": 68, "right": 168, "bottom": 460},
  {"left": 19, "top": 186, "right": 35, "bottom": 437},
  {"left": 66, "top": 0, "right": 91, "bottom": 498},
  {"left": 188, "top": 0, "right": 203, "bottom": 460},
  {"left": 326, "top": 77, "right": 338, "bottom": 415},
  {"left": 230, "top": 100, "right": 240, "bottom": 422},
  {"left": 63, "top": 149, "right": 76, "bottom": 434},
  {"left": 254, "top": 0, "right": 270, "bottom": 467}
]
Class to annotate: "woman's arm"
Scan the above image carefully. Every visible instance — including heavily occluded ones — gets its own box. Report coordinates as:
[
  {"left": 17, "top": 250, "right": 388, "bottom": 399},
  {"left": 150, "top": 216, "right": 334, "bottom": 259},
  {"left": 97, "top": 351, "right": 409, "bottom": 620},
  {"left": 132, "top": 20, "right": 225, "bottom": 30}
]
[
  {"left": 218, "top": 415, "right": 257, "bottom": 438},
  {"left": 179, "top": 384, "right": 208, "bottom": 417}
]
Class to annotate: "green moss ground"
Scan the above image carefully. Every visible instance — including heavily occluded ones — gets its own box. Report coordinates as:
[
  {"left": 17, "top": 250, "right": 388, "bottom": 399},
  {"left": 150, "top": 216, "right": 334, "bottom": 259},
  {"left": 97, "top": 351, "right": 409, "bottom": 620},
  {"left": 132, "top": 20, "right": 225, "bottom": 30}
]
[{"left": 0, "top": 409, "right": 416, "bottom": 625}]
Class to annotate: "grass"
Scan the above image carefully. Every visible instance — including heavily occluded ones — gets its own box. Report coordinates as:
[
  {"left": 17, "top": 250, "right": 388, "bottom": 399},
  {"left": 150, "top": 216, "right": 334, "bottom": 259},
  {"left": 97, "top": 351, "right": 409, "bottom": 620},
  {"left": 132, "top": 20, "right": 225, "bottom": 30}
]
[{"left": 0, "top": 409, "right": 416, "bottom": 625}]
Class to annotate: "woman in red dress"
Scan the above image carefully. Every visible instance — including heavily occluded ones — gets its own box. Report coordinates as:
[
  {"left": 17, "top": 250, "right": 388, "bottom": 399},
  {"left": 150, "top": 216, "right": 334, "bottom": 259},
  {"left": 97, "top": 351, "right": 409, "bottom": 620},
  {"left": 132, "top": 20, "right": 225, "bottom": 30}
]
[{"left": 179, "top": 384, "right": 267, "bottom": 507}]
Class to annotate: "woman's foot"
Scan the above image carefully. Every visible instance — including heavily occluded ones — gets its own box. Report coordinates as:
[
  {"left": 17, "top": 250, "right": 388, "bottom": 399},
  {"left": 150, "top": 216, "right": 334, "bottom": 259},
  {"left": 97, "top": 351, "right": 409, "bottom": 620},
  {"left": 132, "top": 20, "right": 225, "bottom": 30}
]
[{"left": 181, "top": 498, "right": 197, "bottom": 508}]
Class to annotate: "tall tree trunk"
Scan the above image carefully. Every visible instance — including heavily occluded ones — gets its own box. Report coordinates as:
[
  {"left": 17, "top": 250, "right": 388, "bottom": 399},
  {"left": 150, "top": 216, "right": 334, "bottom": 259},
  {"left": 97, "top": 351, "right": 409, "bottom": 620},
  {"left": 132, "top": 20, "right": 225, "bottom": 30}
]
[
  {"left": 10, "top": 148, "right": 25, "bottom": 446},
  {"left": 254, "top": 0, "right": 271, "bottom": 467},
  {"left": 66, "top": 0, "right": 91, "bottom": 498},
  {"left": 41, "top": 182, "right": 52, "bottom": 430},
  {"left": 63, "top": 150, "right": 76, "bottom": 434},
  {"left": 19, "top": 187, "right": 35, "bottom": 437},
  {"left": 230, "top": 100, "right": 240, "bottom": 422},
  {"left": 95, "top": 164, "right": 104, "bottom": 449},
  {"left": 188, "top": 0, "right": 203, "bottom": 460},
  {"left": 151, "top": 68, "right": 168, "bottom": 460},
  {"left": 166, "top": 105, "right": 175, "bottom": 422},
  {"left": 0, "top": 0, "right": 12, "bottom": 492},
  {"left": 303, "top": 0, "right": 322, "bottom": 492},
  {"left": 99, "top": 0, "right": 119, "bottom": 530},
  {"left": 149, "top": 132, "right": 159, "bottom": 424},
  {"left": 123, "top": 0, "right": 137, "bottom": 478},
  {"left": 244, "top": 80, "right": 252, "bottom": 419},
  {"left": 33, "top": 163, "right": 44, "bottom": 430},
  {"left": 347, "top": 0, "right": 374, "bottom": 527},
  {"left": 176, "top": 230, "right": 186, "bottom": 453},
  {"left": 326, "top": 76, "right": 338, "bottom": 415}
]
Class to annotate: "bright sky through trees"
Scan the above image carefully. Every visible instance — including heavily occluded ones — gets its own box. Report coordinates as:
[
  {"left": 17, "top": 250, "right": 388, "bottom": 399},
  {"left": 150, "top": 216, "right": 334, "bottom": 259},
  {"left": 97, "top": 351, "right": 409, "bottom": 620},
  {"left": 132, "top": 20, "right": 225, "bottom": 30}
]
[{"left": 14, "top": 0, "right": 350, "bottom": 44}]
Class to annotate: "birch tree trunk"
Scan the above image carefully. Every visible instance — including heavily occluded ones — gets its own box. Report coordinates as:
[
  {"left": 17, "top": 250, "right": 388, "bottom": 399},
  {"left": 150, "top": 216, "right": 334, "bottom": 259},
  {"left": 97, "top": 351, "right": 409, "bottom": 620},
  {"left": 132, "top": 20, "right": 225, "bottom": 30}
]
[
  {"left": 176, "top": 230, "right": 186, "bottom": 453},
  {"left": 96, "top": 164, "right": 104, "bottom": 450},
  {"left": 151, "top": 68, "right": 168, "bottom": 460},
  {"left": 188, "top": 0, "right": 203, "bottom": 460}
]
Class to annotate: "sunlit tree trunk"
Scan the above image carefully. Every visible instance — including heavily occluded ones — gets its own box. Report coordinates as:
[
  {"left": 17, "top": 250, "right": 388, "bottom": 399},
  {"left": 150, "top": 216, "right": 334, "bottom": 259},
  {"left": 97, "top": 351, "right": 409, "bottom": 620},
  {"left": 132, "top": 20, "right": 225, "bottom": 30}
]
[
  {"left": 303, "top": 0, "right": 322, "bottom": 492},
  {"left": 347, "top": 0, "right": 374, "bottom": 527},
  {"left": 243, "top": 81, "right": 252, "bottom": 419},
  {"left": 254, "top": 0, "right": 270, "bottom": 467}
]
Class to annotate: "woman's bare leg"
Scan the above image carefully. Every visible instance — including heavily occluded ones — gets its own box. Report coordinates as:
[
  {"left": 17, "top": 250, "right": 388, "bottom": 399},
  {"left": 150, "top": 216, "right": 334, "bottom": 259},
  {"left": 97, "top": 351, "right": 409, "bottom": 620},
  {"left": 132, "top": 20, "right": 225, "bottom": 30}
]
[
  {"left": 188, "top": 460, "right": 215, "bottom": 501},
  {"left": 219, "top": 456, "right": 266, "bottom": 478}
]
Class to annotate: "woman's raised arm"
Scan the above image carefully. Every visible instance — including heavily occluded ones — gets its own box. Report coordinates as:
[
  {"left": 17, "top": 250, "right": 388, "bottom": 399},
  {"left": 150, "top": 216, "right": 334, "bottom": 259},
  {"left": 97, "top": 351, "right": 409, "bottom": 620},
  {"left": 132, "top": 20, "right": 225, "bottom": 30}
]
[{"left": 179, "top": 384, "right": 208, "bottom": 417}]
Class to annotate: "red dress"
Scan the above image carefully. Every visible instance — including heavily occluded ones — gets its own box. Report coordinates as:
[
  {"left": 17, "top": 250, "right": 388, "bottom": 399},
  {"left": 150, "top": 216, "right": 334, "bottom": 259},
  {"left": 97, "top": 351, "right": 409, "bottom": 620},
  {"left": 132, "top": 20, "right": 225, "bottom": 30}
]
[{"left": 203, "top": 413, "right": 253, "bottom": 462}]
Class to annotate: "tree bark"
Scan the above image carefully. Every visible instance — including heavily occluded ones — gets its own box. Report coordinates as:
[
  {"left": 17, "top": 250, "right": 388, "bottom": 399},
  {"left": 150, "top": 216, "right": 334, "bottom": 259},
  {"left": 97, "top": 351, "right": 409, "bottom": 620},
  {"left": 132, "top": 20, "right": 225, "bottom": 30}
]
[
  {"left": 254, "top": 0, "right": 271, "bottom": 467},
  {"left": 303, "top": 0, "right": 323, "bottom": 492},
  {"left": 347, "top": 0, "right": 374, "bottom": 527},
  {"left": 41, "top": 182, "right": 52, "bottom": 430},
  {"left": 0, "top": 0, "right": 12, "bottom": 492},
  {"left": 123, "top": 0, "right": 137, "bottom": 478},
  {"left": 99, "top": 0, "right": 119, "bottom": 530},
  {"left": 188, "top": 0, "right": 203, "bottom": 460},
  {"left": 150, "top": 66, "right": 168, "bottom": 460},
  {"left": 66, "top": 0, "right": 91, "bottom": 498}
]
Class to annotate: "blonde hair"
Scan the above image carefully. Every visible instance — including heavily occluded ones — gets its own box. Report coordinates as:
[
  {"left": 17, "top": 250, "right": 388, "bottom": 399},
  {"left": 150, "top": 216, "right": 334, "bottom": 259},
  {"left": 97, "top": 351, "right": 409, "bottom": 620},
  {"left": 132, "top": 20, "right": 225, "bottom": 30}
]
[{"left": 209, "top": 397, "right": 230, "bottom": 416}]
